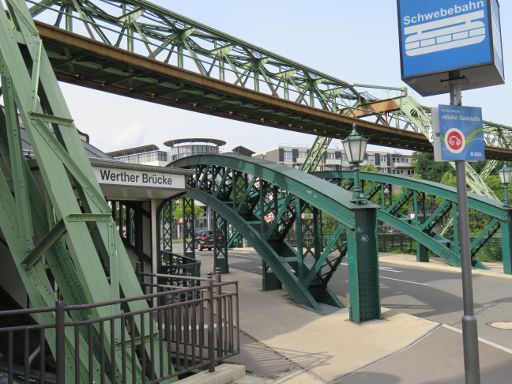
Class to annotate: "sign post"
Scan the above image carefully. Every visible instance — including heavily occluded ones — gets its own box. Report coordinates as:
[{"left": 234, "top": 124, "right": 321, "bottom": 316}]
[
  {"left": 449, "top": 72, "right": 481, "bottom": 384},
  {"left": 397, "top": 1, "right": 505, "bottom": 383}
]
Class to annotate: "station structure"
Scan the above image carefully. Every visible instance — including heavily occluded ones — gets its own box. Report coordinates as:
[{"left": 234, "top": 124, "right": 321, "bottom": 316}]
[{"left": 0, "top": 1, "right": 510, "bottom": 383}]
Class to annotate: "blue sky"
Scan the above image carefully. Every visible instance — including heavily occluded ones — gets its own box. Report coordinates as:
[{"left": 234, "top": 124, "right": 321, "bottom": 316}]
[{"left": 60, "top": 0, "right": 512, "bottom": 154}]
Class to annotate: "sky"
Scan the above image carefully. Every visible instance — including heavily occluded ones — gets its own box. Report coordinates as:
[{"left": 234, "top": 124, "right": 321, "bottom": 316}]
[{"left": 58, "top": 0, "right": 512, "bottom": 155}]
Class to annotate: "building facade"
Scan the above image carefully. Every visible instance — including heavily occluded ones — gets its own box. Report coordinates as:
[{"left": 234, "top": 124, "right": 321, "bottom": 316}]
[
  {"left": 108, "top": 138, "right": 227, "bottom": 167},
  {"left": 255, "top": 146, "right": 415, "bottom": 175}
]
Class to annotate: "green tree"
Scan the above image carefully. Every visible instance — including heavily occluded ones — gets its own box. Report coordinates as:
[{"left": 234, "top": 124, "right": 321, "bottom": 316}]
[
  {"left": 439, "top": 171, "right": 456, "bottom": 187},
  {"left": 173, "top": 201, "right": 205, "bottom": 221},
  {"left": 412, "top": 152, "right": 450, "bottom": 182},
  {"left": 483, "top": 174, "right": 504, "bottom": 201},
  {"left": 361, "top": 163, "right": 378, "bottom": 172}
]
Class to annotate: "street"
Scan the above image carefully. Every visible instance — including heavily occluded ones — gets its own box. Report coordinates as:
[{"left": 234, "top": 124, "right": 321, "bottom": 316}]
[{"left": 213, "top": 248, "right": 512, "bottom": 351}]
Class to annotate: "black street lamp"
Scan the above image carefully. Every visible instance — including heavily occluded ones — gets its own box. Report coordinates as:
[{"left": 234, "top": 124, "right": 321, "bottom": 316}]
[
  {"left": 342, "top": 123, "right": 368, "bottom": 203},
  {"left": 499, "top": 164, "right": 512, "bottom": 207}
]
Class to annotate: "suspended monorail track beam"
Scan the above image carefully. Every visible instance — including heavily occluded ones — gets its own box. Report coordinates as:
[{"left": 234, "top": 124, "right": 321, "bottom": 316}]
[{"left": 34, "top": 22, "right": 512, "bottom": 160}]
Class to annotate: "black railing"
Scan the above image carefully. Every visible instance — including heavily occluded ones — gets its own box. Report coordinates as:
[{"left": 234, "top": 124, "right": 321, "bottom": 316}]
[
  {"left": 0, "top": 272, "right": 239, "bottom": 383},
  {"left": 156, "top": 251, "right": 202, "bottom": 290},
  {"left": 378, "top": 233, "right": 416, "bottom": 254}
]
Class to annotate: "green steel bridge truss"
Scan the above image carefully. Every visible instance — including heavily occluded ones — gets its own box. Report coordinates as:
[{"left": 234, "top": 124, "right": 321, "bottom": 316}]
[
  {"left": 25, "top": 0, "right": 512, "bottom": 220},
  {"left": 25, "top": 0, "right": 512, "bottom": 158},
  {"left": 171, "top": 155, "right": 381, "bottom": 323},
  {"left": 0, "top": 0, "right": 510, "bottom": 375},
  {"left": 315, "top": 171, "right": 512, "bottom": 275},
  {"left": 0, "top": 0, "right": 168, "bottom": 381},
  {"left": 161, "top": 156, "right": 511, "bottom": 318}
]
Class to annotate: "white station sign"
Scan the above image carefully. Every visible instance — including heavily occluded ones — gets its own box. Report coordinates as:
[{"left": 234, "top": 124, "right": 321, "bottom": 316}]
[
  {"left": 94, "top": 167, "right": 187, "bottom": 201},
  {"left": 95, "top": 167, "right": 185, "bottom": 189}
]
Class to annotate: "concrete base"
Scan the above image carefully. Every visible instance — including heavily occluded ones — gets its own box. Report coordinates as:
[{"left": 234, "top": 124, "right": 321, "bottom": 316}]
[{"left": 179, "top": 364, "right": 246, "bottom": 384}]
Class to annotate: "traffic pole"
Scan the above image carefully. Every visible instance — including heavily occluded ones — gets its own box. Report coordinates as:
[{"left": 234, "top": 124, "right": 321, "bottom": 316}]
[{"left": 449, "top": 71, "right": 481, "bottom": 384}]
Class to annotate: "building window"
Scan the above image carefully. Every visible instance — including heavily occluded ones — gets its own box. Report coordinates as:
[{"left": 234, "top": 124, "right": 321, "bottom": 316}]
[{"left": 284, "top": 150, "right": 293, "bottom": 159}]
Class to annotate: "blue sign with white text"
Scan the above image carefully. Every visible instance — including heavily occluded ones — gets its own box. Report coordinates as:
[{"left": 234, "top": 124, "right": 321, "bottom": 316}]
[
  {"left": 399, "top": 0, "right": 492, "bottom": 78},
  {"left": 397, "top": 0, "right": 504, "bottom": 96},
  {"left": 438, "top": 105, "right": 485, "bottom": 161}
]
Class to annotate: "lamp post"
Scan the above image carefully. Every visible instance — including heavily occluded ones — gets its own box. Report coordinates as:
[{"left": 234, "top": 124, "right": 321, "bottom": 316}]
[
  {"left": 342, "top": 123, "right": 368, "bottom": 203},
  {"left": 499, "top": 164, "right": 512, "bottom": 207}
]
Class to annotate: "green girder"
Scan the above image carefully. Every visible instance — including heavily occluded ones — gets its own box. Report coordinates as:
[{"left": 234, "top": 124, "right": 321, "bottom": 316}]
[
  {"left": 0, "top": 0, "right": 169, "bottom": 381},
  {"left": 23, "top": 0, "right": 511, "bottom": 160},
  {"left": 316, "top": 171, "right": 512, "bottom": 272},
  {"left": 28, "top": 0, "right": 360, "bottom": 114},
  {"left": 318, "top": 171, "right": 507, "bottom": 221},
  {"left": 177, "top": 155, "right": 360, "bottom": 228},
  {"left": 171, "top": 155, "right": 381, "bottom": 322}
]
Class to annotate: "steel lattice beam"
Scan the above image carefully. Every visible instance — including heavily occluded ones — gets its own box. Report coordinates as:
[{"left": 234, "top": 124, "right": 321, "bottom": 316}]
[
  {"left": 21, "top": 0, "right": 512, "bottom": 159},
  {"left": 172, "top": 155, "right": 381, "bottom": 322},
  {"left": 0, "top": 0, "right": 168, "bottom": 380},
  {"left": 315, "top": 171, "right": 512, "bottom": 273}
]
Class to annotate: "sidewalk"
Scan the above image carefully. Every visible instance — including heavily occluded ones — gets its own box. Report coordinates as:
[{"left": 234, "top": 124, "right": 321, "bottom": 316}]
[{"left": 198, "top": 250, "right": 512, "bottom": 383}]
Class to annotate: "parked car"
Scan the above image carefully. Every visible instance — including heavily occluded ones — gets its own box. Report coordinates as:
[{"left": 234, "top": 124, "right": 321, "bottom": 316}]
[
  {"left": 194, "top": 230, "right": 224, "bottom": 251},
  {"left": 195, "top": 230, "right": 214, "bottom": 251}
]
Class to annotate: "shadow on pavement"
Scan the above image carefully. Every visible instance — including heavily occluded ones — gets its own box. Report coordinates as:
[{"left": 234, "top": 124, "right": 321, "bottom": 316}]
[{"left": 226, "top": 331, "right": 297, "bottom": 379}]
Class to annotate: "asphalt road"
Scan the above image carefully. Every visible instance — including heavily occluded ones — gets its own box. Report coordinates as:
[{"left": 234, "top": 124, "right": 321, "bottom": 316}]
[{"left": 220, "top": 249, "right": 512, "bottom": 351}]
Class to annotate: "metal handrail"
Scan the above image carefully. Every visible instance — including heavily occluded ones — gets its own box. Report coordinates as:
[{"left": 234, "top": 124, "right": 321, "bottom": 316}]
[{"left": 0, "top": 271, "right": 239, "bottom": 383}]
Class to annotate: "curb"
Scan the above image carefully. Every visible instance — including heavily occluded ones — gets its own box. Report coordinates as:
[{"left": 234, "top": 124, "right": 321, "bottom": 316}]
[{"left": 179, "top": 364, "right": 246, "bottom": 384}]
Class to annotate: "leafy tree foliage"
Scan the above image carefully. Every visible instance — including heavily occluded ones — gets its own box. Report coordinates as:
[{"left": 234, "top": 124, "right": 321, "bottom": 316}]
[
  {"left": 412, "top": 152, "right": 450, "bottom": 182},
  {"left": 173, "top": 201, "right": 205, "bottom": 221},
  {"left": 361, "top": 163, "right": 378, "bottom": 172}
]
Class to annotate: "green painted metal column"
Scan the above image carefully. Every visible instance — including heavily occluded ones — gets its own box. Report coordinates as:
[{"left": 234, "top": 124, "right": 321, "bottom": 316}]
[
  {"left": 213, "top": 211, "right": 229, "bottom": 273},
  {"left": 260, "top": 180, "right": 282, "bottom": 291},
  {"left": 159, "top": 199, "right": 174, "bottom": 252},
  {"left": 415, "top": 191, "right": 429, "bottom": 262},
  {"left": 347, "top": 205, "right": 380, "bottom": 323},
  {"left": 501, "top": 210, "right": 512, "bottom": 275},
  {"left": 182, "top": 197, "right": 195, "bottom": 258}
]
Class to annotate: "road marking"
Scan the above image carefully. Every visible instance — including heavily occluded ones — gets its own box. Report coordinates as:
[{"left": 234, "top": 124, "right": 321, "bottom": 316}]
[
  {"left": 341, "top": 263, "right": 403, "bottom": 273},
  {"left": 380, "top": 276, "right": 430, "bottom": 286},
  {"left": 443, "top": 324, "right": 512, "bottom": 355}
]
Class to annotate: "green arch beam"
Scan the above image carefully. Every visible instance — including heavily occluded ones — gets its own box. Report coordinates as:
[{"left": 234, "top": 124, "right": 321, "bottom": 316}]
[
  {"left": 315, "top": 171, "right": 511, "bottom": 271},
  {"left": 316, "top": 171, "right": 507, "bottom": 221},
  {"left": 171, "top": 155, "right": 381, "bottom": 322},
  {"left": 173, "top": 155, "right": 360, "bottom": 228}
]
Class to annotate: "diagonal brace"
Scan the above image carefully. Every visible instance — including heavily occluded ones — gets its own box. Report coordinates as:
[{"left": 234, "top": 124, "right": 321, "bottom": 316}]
[{"left": 22, "top": 219, "right": 66, "bottom": 270}]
